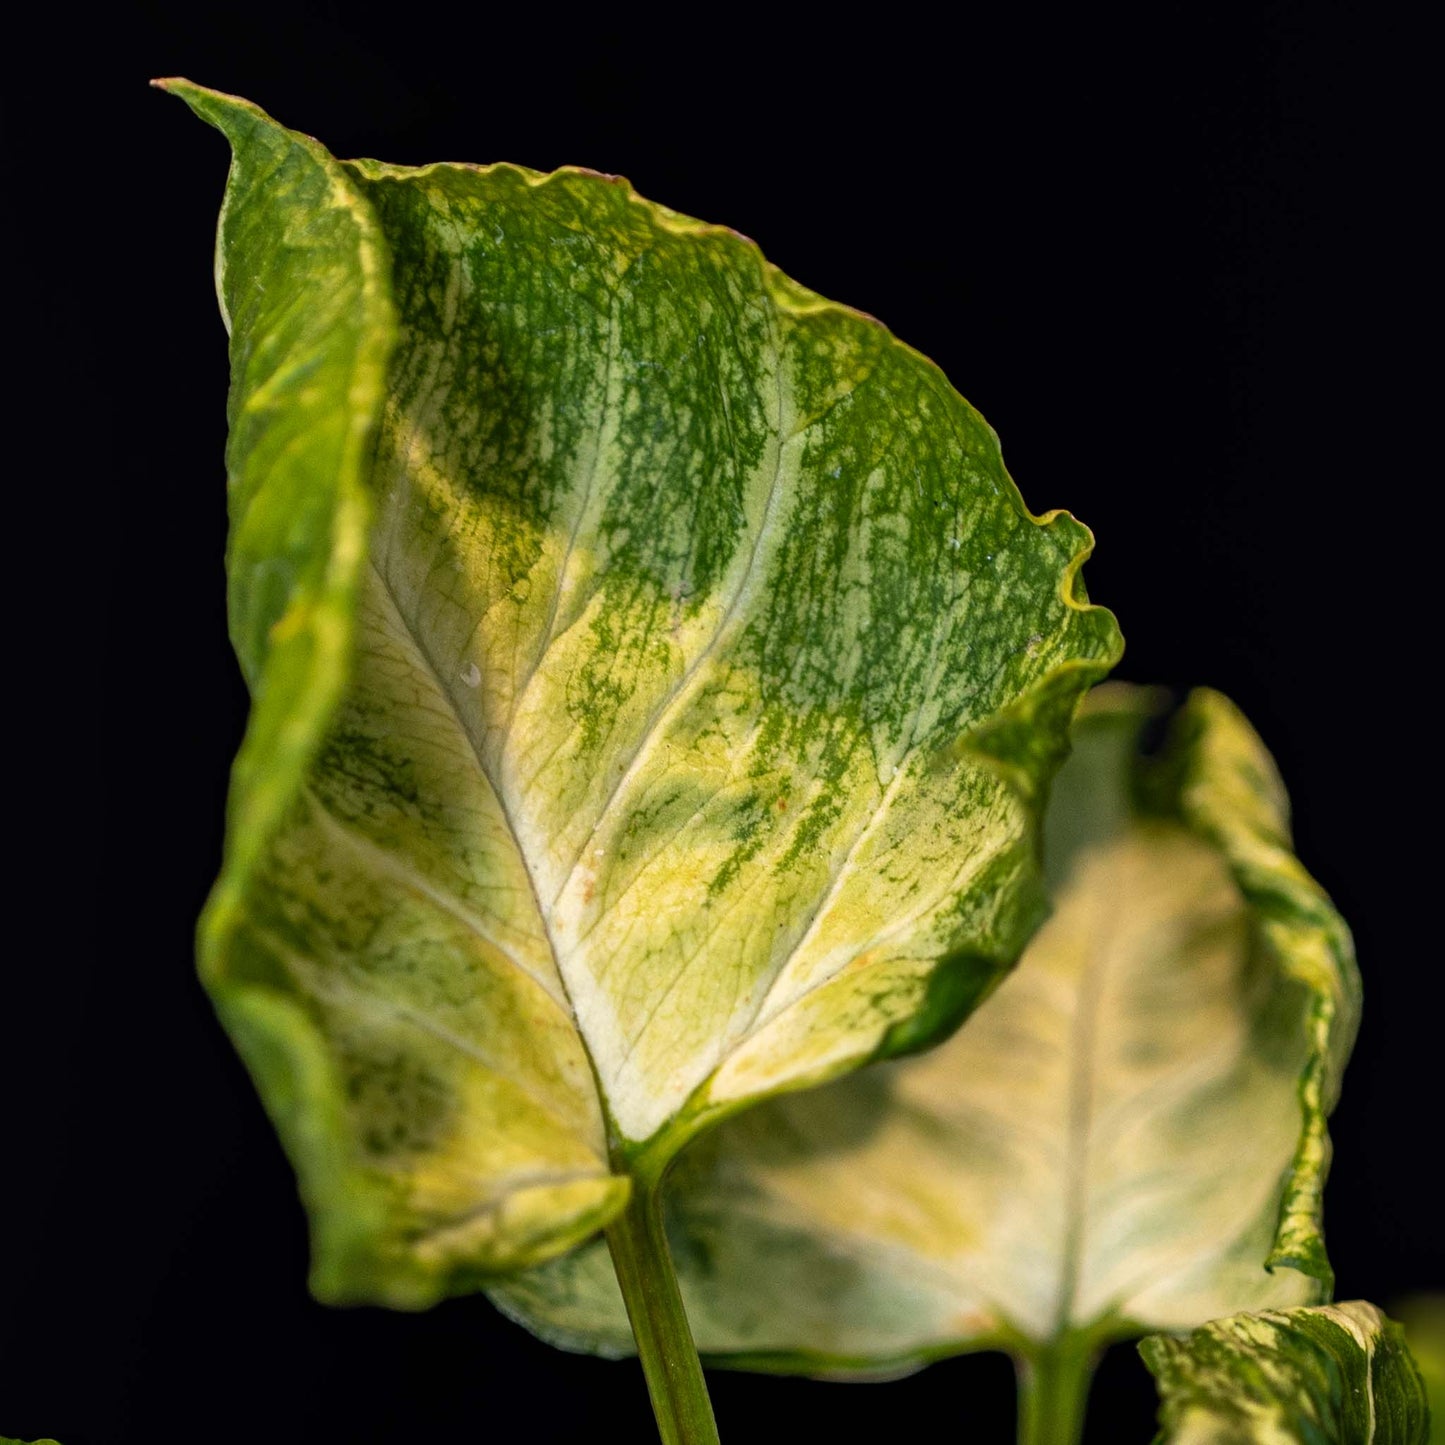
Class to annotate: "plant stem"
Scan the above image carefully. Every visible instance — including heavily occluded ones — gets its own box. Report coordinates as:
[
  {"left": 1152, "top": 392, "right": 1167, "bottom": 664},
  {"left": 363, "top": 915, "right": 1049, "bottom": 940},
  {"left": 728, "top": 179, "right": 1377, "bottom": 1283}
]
[
  {"left": 605, "top": 1177, "right": 721, "bottom": 1445},
  {"left": 1015, "top": 1336, "right": 1096, "bottom": 1445}
]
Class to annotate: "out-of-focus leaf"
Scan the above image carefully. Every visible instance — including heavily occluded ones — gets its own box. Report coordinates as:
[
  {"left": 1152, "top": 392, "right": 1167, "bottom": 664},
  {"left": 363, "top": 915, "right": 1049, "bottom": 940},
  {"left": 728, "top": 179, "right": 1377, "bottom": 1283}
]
[
  {"left": 495, "top": 687, "right": 1359, "bottom": 1373},
  {"left": 161, "top": 80, "right": 1120, "bottom": 1310},
  {"left": 1398, "top": 1297, "right": 1445, "bottom": 1444},
  {"left": 1141, "top": 1301, "right": 1430, "bottom": 1443}
]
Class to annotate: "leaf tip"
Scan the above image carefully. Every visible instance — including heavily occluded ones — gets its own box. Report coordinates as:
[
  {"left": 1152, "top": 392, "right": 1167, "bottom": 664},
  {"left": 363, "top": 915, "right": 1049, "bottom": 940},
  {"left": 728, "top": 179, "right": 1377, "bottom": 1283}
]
[{"left": 149, "top": 74, "right": 207, "bottom": 101}]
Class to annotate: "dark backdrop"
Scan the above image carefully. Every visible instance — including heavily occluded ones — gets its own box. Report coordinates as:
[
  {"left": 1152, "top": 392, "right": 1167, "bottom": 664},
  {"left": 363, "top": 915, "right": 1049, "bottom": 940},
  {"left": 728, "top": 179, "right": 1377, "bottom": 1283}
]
[{"left": 6, "top": 4, "right": 1435, "bottom": 1442}]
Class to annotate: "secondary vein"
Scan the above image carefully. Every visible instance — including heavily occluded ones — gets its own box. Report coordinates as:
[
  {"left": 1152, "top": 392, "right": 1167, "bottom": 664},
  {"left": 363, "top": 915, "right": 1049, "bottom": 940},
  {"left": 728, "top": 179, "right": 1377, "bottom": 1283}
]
[
  {"left": 546, "top": 309, "right": 792, "bottom": 915},
  {"left": 298, "top": 782, "right": 571, "bottom": 1012}
]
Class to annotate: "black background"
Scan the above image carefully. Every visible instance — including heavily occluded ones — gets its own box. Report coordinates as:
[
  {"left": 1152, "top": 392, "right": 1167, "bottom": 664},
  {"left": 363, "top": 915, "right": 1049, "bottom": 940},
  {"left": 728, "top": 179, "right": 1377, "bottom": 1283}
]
[{"left": 6, "top": 4, "right": 1437, "bottom": 1442}]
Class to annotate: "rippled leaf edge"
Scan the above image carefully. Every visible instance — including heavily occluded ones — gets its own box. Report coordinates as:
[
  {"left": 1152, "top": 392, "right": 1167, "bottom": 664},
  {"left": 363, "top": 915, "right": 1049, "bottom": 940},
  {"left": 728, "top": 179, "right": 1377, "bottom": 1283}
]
[{"left": 1157, "top": 690, "right": 1361, "bottom": 1294}]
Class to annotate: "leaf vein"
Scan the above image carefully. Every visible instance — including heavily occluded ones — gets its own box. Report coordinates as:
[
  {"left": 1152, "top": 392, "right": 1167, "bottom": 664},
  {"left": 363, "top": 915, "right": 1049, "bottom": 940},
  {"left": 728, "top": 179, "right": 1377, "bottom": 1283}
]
[
  {"left": 298, "top": 783, "right": 570, "bottom": 1012},
  {"left": 546, "top": 311, "right": 792, "bottom": 917},
  {"left": 364, "top": 558, "right": 593, "bottom": 1069}
]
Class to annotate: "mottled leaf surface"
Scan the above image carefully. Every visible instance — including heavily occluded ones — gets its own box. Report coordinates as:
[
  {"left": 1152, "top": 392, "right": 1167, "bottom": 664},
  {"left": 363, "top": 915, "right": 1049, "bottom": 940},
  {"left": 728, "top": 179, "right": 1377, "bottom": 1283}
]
[
  {"left": 164, "top": 80, "right": 1120, "bottom": 1308},
  {"left": 495, "top": 688, "right": 1358, "bottom": 1368},
  {"left": 1142, "top": 1302, "right": 1430, "bottom": 1443}
]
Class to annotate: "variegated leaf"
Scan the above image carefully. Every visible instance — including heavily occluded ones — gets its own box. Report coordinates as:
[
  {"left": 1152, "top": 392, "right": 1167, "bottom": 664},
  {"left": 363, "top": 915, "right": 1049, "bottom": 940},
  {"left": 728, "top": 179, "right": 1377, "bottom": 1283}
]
[
  {"left": 163, "top": 80, "right": 1120, "bottom": 1309},
  {"left": 494, "top": 687, "right": 1359, "bottom": 1372},
  {"left": 1141, "top": 1301, "right": 1430, "bottom": 1443}
]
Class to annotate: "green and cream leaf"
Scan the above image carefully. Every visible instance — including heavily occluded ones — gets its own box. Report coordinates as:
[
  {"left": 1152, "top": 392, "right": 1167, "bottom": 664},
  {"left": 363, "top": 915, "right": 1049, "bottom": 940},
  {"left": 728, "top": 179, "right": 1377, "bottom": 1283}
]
[
  {"left": 164, "top": 80, "right": 1120, "bottom": 1309},
  {"left": 1141, "top": 1301, "right": 1431, "bottom": 1443},
  {"left": 494, "top": 687, "right": 1359, "bottom": 1373}
]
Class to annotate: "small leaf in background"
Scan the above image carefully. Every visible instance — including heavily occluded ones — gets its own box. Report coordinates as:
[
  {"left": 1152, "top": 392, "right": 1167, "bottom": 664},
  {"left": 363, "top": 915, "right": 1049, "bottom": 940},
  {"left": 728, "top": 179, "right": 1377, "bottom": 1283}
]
[
  {"left": 1397, "top": 1298, "right": 1445, "bottom": 1444},
  {"left": 161, "top": 79, "right": 1120, "bottom": 1311},
  {"left": 495, "top": 687, "right": 1359, "bottom": 1404},
  {"left": 1141, "top": 1301, "right": 1430, "bottom": 1443}
]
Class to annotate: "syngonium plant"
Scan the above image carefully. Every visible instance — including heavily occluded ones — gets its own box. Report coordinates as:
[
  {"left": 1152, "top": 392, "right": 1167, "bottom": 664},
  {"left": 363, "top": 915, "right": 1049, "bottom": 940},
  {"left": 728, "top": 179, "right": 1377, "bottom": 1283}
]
[
  {"left": 159, "top": 81, "right": 1429, "bottom": 1444},
  {"left": 497, "top": 684, "right": 1404, "bottom": 1440}
]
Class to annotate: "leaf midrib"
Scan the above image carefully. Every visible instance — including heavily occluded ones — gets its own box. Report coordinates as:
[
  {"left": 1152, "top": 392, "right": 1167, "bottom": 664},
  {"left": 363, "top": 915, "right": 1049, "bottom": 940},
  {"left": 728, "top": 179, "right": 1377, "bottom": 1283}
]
[
  {"left": 1051, "top": 843, "right": 1123, "bottom": 1340},
  {"left": 1046, "top": 838, "right": 1264, "bottom": 1343},
  {"left": 363, "top": 332, "right": 797, "bottom": 1150},
  {"left": 365, "top": 554, "right": 582, "bottom": 1044},
  {"left": 364, "top": 352, "right": 795, "bottom": 1148}
]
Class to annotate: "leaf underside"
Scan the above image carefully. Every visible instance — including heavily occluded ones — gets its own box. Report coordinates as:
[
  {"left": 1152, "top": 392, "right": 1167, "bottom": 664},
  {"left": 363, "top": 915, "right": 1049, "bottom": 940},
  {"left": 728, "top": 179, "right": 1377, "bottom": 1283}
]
[
  {"left": 1141, "top": 1301, "right": 1431, "bottom": 1443},
  {"left": 494, "top": 687, "right": 1360, "bottom": 1373},
  {"left": 163, "top": 80, "right": 1121, "bottom": 1307}
]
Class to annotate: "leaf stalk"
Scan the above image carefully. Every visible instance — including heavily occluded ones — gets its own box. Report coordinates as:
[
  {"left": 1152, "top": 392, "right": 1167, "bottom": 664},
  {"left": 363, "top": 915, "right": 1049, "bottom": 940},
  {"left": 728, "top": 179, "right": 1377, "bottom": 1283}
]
[
  {"left": 606, "top": 1176, "right": 721, "bottom": 1445},
  {"left": 1015, "top": 1335, "right": 1096, "bottom": 1445}
]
